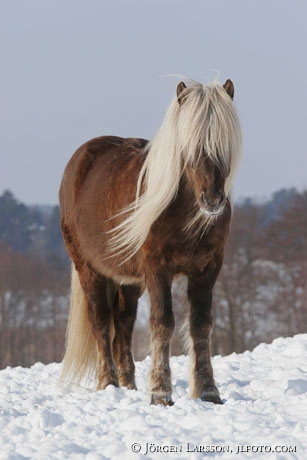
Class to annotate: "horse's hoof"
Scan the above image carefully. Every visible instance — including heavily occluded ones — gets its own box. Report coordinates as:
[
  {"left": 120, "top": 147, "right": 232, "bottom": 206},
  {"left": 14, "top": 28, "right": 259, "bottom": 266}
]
[
  {"left": 118, "top": 376, "right": 137, "bottom": 390},
  {"left": 123, "top": 381, "right": 137, "bottom": 390},
  {"left": 96, "top": 377, "right": 119, "bottom": 391},
  {"left": 150, "top": 394, "right": 174, "bottom": 406},
  {"left": 200, "top": 386, "right": 223, "bottom": 405},
  {"left": 202, "top": 394, "right": 223, "bottom": 404}
]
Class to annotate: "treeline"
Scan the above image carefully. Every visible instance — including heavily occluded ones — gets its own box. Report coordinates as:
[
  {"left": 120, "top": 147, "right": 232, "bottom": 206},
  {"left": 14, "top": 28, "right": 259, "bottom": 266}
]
[
  {"left": 0, "top": 190, "right": 69, "bottom": 368},
  {"left": 0, "top": 188, "right": 306, "bottom": 367},
  {"left": 0, "top": 190, "right": 65, "bottom": 257},
  {"left": 214, "top": 188, "right": 307, "bottom": 354}
]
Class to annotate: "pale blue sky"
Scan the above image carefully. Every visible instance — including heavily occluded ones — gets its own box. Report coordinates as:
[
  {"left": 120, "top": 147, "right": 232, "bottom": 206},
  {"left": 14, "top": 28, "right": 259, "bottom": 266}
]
[{"left": 1, "top": 0, "right": 306, "bottom": 204}]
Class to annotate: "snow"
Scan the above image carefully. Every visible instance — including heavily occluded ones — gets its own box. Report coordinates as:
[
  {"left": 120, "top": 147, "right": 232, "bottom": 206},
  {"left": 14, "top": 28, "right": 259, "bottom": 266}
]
[{"left": 1, "top": 335, "right": 307, "bottom": 459}]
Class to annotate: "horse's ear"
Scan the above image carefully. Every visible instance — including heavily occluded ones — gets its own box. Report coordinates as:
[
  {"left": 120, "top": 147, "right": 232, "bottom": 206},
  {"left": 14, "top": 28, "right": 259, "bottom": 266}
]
[
  {"left": 223, "top": 79, "right": 234, "bottom": 99},
  {"left": 177, "top": 81, "right": 187, "bottom": 106}
]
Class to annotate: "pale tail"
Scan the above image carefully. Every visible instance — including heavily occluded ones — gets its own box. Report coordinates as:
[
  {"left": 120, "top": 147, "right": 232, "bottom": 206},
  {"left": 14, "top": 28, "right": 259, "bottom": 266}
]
[{"left": 60, "top": 265, "right": 97, "bottom": 385}]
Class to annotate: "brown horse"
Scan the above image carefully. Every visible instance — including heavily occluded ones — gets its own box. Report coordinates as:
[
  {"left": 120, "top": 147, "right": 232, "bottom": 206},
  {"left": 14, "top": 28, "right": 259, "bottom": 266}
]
[{"left": 59, "top": 78, "right": 242, "bottom": 405}]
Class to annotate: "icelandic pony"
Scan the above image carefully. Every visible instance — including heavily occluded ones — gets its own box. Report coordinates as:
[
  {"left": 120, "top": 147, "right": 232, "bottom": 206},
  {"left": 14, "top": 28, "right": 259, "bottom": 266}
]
[{"left": 59, "top": 78, "right": 242, "bottom": 405}]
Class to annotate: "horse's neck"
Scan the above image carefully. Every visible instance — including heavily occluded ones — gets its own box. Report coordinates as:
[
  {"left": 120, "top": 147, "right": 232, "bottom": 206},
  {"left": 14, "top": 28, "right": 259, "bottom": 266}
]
[
  {"left": 162, "top": 174, "right": 199, "bottom": 231},
  {"left": 177, "top": 172, "right": 197, "bottom": 211}
]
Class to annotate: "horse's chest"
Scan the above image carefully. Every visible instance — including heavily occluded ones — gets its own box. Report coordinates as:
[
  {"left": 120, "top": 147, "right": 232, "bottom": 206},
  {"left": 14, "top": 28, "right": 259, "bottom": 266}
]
[
  {"left": 165, "top": 242, "right": 217, "bottom": 277},
  {"left": 145, "top": 214, "right": 229, "bottom": 277}
]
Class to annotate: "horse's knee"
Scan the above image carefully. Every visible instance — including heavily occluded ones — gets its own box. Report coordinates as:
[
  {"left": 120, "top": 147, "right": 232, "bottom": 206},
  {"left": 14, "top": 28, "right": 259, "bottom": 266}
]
[
  {"left": 150, "top": 306, "right": 175, "bottom": 339},
  {"left": 190, "top": 313, "right": 213, "bottom": 341}
]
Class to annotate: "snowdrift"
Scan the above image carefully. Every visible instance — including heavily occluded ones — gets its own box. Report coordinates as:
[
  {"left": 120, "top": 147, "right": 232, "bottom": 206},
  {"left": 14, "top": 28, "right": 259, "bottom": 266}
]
[{"left": 1, "top": 335, "right": 307, "bottom": 459}]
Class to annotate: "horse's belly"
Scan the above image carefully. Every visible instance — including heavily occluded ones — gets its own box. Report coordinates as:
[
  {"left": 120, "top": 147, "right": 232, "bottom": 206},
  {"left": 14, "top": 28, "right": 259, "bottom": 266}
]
[{"left": 85, "top": 243, "right": 144, "bottom": 286}]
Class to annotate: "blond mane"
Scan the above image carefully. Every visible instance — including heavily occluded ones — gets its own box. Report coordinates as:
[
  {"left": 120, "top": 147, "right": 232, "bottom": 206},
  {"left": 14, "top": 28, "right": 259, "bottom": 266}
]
[{"left": 109, "top": 80, "right": 242, "bottom": 259}]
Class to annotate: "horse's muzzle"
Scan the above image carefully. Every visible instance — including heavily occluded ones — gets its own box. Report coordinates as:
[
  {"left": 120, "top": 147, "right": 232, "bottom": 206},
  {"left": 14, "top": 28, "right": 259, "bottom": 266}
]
[{"left": 200, "top": 191, "right": 226, "bottom": 216}]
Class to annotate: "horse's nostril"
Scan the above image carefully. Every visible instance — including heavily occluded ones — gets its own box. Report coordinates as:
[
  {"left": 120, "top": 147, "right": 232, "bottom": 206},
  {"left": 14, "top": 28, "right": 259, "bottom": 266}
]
[{"left": 200, "top": 191, "right": 225, "bottom": 208}]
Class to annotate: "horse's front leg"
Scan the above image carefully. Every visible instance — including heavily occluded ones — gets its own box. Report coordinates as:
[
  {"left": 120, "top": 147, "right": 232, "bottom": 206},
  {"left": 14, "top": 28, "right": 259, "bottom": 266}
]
[
  {"left": 187, "top": 266, "right": 223, "bottom": 404},
  {"left": 146, "top": 269, "right": 174, "bottom": 406}
]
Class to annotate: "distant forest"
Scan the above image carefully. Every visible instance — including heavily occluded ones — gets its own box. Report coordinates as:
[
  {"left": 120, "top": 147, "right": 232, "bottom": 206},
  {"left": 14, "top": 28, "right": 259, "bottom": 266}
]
[{"left": 0, "top": 188, "right": 306, "bottom": 368}]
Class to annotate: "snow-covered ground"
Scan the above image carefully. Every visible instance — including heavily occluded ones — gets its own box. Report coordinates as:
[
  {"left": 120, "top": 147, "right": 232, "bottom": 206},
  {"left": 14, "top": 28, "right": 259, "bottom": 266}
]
[{"left": 1, "top": 335, "right": 307, "bottom": 460}]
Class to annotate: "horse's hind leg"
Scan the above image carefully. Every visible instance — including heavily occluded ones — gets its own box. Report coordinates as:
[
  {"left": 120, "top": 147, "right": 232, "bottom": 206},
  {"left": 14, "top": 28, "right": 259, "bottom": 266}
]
[
  {"left": 79, "top": 267, "right": 119, "bottom": 390},
  {"left": 111, "top": 284, "right": 140, "bottom": 389}
]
